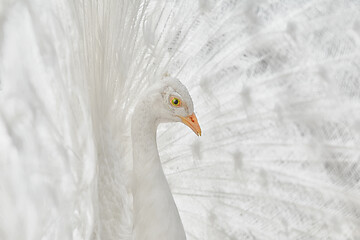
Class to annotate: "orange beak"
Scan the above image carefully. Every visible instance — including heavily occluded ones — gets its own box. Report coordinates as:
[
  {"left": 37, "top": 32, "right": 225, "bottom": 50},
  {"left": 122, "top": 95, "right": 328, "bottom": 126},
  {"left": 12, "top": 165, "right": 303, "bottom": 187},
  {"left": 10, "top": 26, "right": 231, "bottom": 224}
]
[{"left": 179, "top": 113, "right": 201, "bottom": 136}]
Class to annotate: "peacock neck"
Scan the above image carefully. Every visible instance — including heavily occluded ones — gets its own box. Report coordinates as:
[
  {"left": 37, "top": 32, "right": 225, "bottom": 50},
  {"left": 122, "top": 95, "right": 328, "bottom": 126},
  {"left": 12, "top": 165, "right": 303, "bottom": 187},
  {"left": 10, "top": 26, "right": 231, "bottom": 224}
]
[
  {"left": 131, "top": 104, "right": 159, "bottom": 176},
  {"left": 131, "top": 103, "right": 186, "bottom": 240}
]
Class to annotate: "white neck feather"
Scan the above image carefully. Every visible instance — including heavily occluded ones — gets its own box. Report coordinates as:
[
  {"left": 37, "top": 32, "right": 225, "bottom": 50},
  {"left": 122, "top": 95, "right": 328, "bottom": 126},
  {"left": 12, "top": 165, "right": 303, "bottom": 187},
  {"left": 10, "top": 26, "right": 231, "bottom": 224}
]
[{"left": 131, "top": 103, "right": 186, "bottom": 240}]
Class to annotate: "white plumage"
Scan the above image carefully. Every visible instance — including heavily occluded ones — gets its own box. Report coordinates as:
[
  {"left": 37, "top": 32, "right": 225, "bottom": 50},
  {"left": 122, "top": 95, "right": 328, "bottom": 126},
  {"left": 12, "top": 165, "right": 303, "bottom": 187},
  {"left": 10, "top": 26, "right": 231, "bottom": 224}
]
[{"left": 0, "top": 0, "right": 360, "bottom": 240}]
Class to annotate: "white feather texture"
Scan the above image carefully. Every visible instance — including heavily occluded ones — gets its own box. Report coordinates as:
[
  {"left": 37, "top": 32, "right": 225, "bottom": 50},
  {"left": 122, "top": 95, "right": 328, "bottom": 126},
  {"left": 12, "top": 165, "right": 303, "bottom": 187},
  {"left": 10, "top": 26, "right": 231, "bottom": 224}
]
[{"left": 1, "top": 0, "right": 360, "bottom": 239}]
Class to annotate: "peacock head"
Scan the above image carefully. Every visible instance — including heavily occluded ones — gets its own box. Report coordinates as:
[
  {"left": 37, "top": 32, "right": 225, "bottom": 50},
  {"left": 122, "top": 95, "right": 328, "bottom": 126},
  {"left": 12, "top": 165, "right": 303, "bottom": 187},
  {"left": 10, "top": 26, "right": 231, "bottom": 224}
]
[{"left": 148, "top": 77, "right": 201, "bottom": 136}]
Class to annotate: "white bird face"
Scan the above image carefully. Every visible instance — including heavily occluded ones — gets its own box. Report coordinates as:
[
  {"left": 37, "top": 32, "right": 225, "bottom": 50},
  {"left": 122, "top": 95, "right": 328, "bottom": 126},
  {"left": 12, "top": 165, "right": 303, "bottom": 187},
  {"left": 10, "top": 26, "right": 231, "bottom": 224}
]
[{"left": 153, "top": 77, "right": 201, "bottom": 136}]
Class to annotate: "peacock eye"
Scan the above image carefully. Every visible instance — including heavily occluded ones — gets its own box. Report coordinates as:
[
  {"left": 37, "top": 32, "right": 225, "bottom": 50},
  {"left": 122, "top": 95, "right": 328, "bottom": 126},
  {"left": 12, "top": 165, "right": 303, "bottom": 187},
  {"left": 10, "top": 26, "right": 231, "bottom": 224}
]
[{"left": 170, "top": 97, "right": 181, "bottom": 107}]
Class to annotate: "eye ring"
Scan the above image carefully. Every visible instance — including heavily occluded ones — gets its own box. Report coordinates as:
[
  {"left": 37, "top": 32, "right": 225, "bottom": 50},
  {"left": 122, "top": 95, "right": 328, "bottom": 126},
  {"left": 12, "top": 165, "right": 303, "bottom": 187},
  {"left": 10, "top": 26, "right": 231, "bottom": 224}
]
[{"left": 170, "top": 96, "right": 181, "bottom": 107}]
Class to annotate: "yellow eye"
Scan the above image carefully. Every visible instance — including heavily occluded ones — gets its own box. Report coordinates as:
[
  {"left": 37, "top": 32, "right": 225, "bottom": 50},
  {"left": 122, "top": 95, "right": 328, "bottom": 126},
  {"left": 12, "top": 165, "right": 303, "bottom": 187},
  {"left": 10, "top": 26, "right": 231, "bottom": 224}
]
[{"left": 170, "top": 97, "right": 181, "bottom": 107}]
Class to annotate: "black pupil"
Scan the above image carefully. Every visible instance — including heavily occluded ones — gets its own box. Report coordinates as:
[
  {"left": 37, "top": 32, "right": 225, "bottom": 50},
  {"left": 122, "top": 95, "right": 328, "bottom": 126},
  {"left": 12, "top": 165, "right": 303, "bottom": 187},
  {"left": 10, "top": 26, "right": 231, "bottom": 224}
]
[{"left": 173, "top": 99, "right": 179, "bottom": 105}]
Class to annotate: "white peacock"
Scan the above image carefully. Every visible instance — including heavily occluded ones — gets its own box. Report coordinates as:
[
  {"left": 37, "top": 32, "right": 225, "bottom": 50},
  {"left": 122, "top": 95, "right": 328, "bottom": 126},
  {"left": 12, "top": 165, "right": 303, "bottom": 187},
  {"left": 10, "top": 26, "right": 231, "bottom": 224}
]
[{"left": 0, "top": 0, "right": 359, "bottom": 240}]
